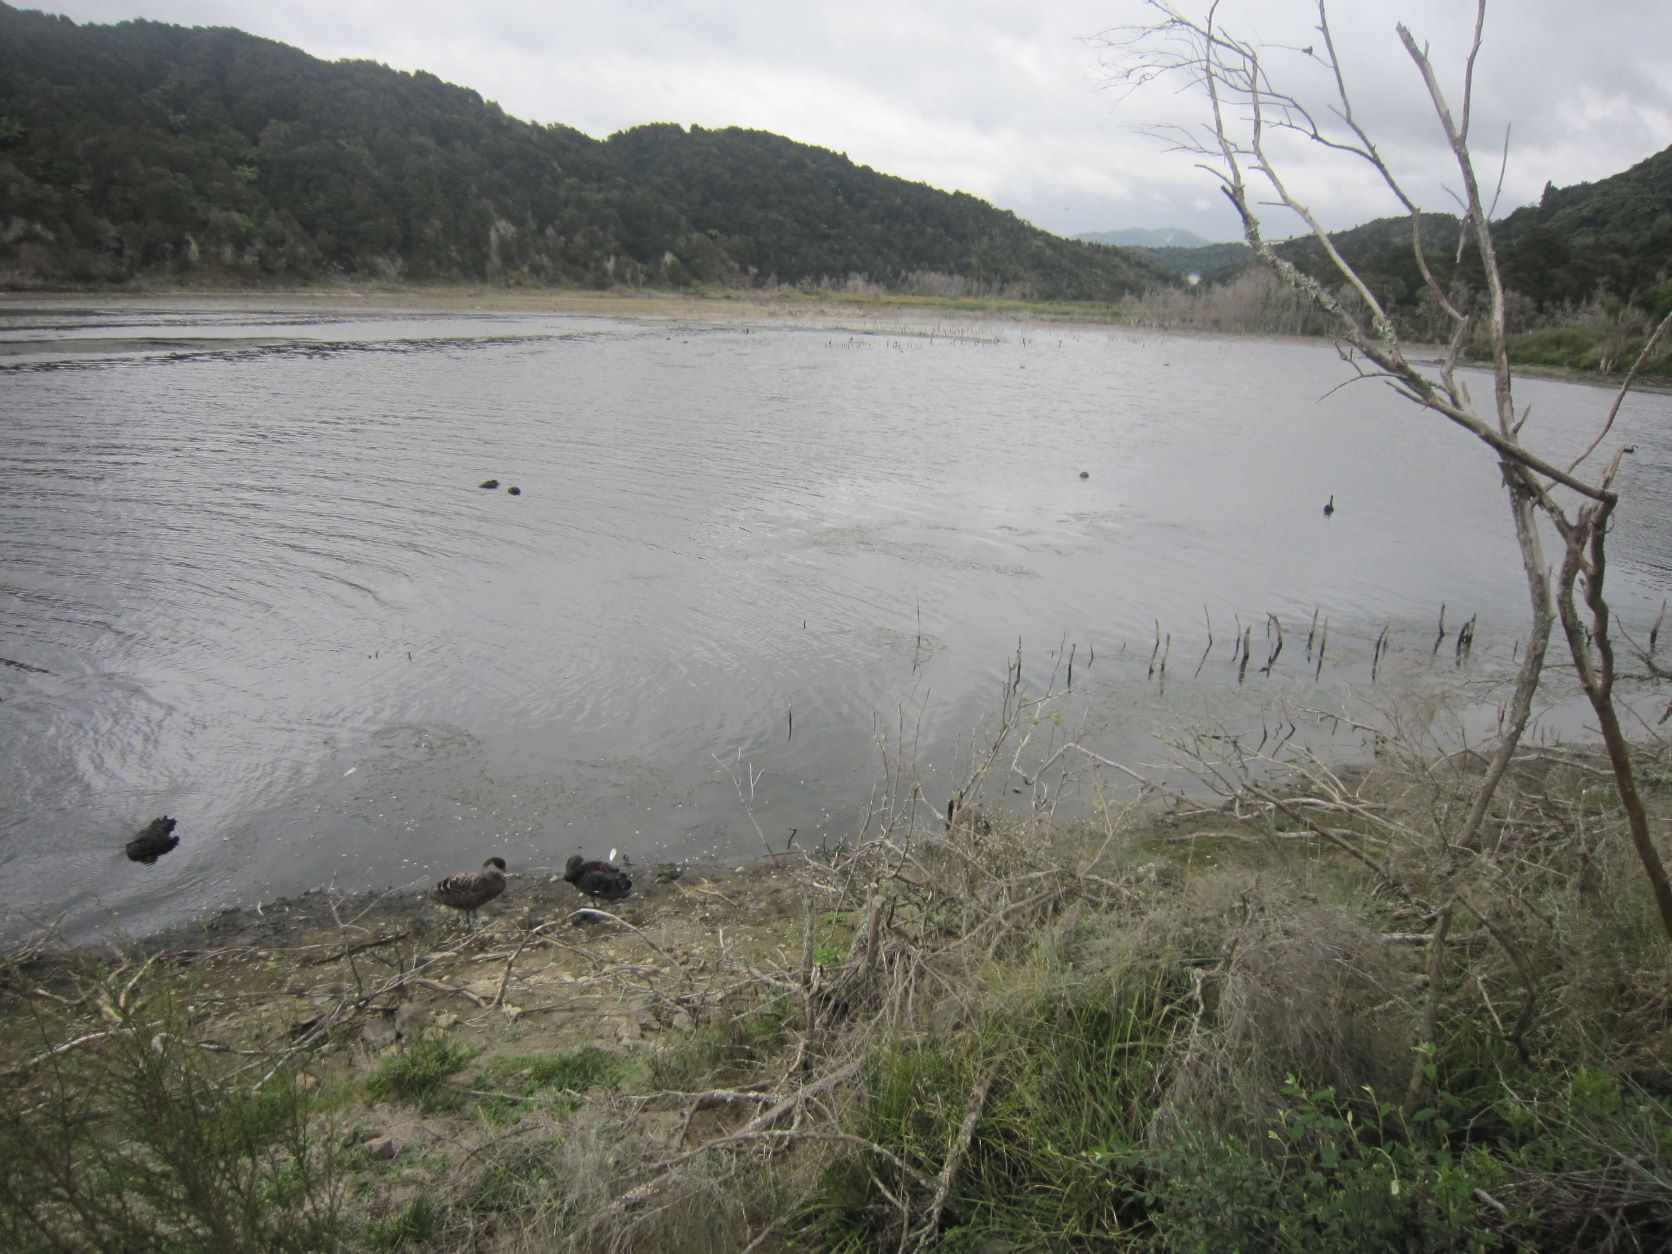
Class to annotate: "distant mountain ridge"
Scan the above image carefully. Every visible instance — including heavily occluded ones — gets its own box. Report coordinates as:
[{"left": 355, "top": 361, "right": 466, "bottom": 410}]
[
  {"left": 0, "top": 2, "right": 1165, "bottom": 297},
  {"left": 1077, "top": 227, "right": 1220, "bottom": 249}
]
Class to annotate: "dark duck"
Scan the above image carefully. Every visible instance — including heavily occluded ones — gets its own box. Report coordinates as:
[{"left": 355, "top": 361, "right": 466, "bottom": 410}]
[
  {"left": 946, "top": 794, "right": 993, "bottom": 837},
  {"left": 564, "top": 855, "right": 633, "bottom": 904},
  {"left": 125, "top": 816, "right": 179, "bottom": 864},
  {"left": 430, "top": 856, "right": 508, "bottom": 930}
]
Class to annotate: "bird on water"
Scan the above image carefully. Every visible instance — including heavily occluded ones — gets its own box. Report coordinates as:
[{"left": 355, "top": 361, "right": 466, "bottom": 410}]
[
  {"left": 564, "top": 854, "right": 633, "bottom": 904},
  {"left": 431, "top": 857, "right": 508, "bottom": 930},
  {"left": 1323, "top": 494, "right": 1335, "bottom": 517},
  {"left": 126, "top": 816, "right": 179, "bottom": 864}
]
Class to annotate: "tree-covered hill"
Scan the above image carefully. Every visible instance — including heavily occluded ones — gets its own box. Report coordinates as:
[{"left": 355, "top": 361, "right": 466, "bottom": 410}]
[
  {"left": 1076, "top": 227, "right": 1216, "bottom": 248},
  {"left": 0, "top": 3, "right": 1164, "bottom": 297},
  {"left": 1277, "top": 213, "right": 1467, "bottom": 313},
  {"left": 1271, "top": 145, "right": 1672, "bottom": 325},
  {"left": 604, "top": 124, "right": 1159, "bottom": 298},
  {"left": 1494, "top": 145, "right": 1672, "bottom": 317},
  {"left": 1122, "top": 241, "right": 1252, "bottom": 282}
]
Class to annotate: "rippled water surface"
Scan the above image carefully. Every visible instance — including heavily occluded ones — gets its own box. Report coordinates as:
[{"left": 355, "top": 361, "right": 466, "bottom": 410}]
[{"left": 3, "top": 302, "right": 1669, "bottom": 941}]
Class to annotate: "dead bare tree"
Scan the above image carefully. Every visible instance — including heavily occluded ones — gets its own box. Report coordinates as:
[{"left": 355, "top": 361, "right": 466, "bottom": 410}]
[{"left": 1103, "top": 2, "right": 1672, "bottom": 960}]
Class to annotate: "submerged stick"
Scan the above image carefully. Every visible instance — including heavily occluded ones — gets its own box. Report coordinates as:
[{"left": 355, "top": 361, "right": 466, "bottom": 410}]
[
  {"left": 1371, "top": 622, "right": 1391, "bottom": 682},
  {"left": 1262, "top": 613, "right": 1283, "bottom": 674},
  {"left": 1067, "top": 641, "right": 1076, "bottom": 689},
  {"left": 1194, "top": 605, "right": 1214, "bottom": 679},
  {"left": 1432, "top": 603, "right": 1447, "bottom": 657},
  {"left": 1305, "top": 606, "right": 1320, "bottom": 660},
  {"left": 1455, "top": 615, "right": 1477, "bottom": 667},
  {"left": 1237, "top": 625, "right": 1253, "bottom": 685},
  {"left": 1315, "top": 616, "right": 1329, "bottom": 680}
]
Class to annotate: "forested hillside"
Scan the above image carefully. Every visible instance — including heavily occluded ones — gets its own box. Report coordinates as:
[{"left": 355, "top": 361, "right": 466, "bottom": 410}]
[
  {"left": 605, "top": 125, "right": 1158, "bottom": 297},
  {"left": 0, "top": 3, "right": 1162, "bottom": 297},
  {"left": 1272, "top": 146, "right": 1672, "bottom": 326},
  {"left": 1495, "top": 146, "right": 1672, "bottom": 317},
  {"left": 1124, "top": 241, "right": 1252, "bottom": 282}
]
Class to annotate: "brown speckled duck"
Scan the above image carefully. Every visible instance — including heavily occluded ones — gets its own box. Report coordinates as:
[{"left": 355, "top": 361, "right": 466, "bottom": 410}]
[{"left": 430, "top": 857, "right": 508, "bottom": 929}]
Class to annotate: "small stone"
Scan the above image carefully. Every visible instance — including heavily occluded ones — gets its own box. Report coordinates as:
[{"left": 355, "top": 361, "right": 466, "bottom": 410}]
[
  {"left": 400, "top": 1168, "right": 427, "bottom": 1185},
  {"left": 364, "top": 1134, "right": 401, "bottom": 1161},
  {"left": 670, "top": 1011, "right": 694, "bottom": 1031},
  {"left": 435, "top": 1013, "right": 460, "bottom": 1030}
]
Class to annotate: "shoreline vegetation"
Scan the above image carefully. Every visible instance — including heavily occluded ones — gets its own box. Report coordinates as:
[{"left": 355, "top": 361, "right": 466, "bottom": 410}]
[
  {"left": 5, "top": 695, "right": 1671, "bottom": 1250},
  {"left": 4, "top": 283, "right": 1668, "bottom": 390}
]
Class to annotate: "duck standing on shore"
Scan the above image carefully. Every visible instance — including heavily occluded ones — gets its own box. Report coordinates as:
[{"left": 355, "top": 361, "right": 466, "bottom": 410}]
[
  {"left": 431, "top": 856, "right": 508, "bottom": 930},
  {"left": 564, "top": 855, "right": 633, "bottom": 904},
  {"left": 125, "top": 816, "right": 179, "bottom": 864}
]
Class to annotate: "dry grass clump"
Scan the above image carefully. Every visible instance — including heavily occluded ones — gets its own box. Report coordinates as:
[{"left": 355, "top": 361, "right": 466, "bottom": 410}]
[{"left": 1148, "top": 888, "right": 1410, "bottom": 1145}]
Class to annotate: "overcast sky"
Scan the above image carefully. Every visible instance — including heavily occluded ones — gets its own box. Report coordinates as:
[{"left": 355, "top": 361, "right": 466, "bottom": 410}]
[{"left": 35, "top": 0, "right": 1672, "bottom": 242}]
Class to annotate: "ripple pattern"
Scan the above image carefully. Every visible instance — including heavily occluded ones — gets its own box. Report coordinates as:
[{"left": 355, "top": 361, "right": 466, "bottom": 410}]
[{"left": 2, "top": 305, "right": 1669, "bottom": 940}]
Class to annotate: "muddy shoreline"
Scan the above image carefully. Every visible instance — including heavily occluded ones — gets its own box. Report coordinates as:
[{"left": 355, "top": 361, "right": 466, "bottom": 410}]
[{"left": 5, "top": 284, "right": 1660, "bottom": 391}]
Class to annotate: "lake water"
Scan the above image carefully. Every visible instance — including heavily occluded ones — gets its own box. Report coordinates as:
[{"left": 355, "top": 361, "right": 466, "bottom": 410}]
[{"left": 2, "top": 301, "right": 1669, "bottom": 942}]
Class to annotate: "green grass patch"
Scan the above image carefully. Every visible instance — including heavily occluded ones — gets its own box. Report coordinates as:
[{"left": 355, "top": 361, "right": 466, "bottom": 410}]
[
  {"left": 804, "top": 969, "right": 1179, "bottom": 1250},
  {"left": 364, "top": 1196, "right": 438, "bottom": 1250},
  {"left": 650, "top": 995, "right": 797, "bottom": 1092},
  {"left": 366, "top": 1034, "right": 478, "bottom": 1111}
]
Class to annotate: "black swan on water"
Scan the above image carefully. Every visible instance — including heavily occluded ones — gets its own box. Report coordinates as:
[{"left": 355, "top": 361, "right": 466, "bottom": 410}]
[
  {"left": 479, "top": 479, "right": 501, "bottom": 489},
  {"left": 126, "top": 816, "right": 179, "bottom": 864},
  {"left": 1323, "top": 494, "right": 1335, "bottom": 517},
  {"left": 431, "top": 857, "right": 508, "bottom": 929},
  {"left": 565, "top": 855, "right": 633, "bottom": 904}
]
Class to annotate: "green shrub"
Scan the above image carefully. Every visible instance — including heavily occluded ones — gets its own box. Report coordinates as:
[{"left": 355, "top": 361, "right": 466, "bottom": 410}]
[
  {"left": 0, "top": 984, "right": 343, "bottom": 1252},
  {"left": 1144, "top": 1081, "right": 1498, "bottom": 1252}
]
